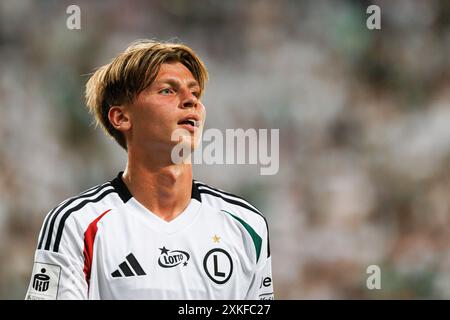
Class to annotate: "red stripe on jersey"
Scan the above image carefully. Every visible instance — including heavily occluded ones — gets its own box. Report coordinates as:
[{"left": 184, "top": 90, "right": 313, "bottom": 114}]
[{"left": 83, "top": 209, "right": 112, "bottom": 289}]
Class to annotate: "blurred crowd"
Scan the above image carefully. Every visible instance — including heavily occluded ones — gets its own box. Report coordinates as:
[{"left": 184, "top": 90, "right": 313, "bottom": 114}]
[{"left": 0, "top": 0, "right": 449, "bottom": 299}]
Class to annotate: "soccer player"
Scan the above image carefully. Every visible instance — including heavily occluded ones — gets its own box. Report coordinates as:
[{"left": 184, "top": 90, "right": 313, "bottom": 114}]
[{"left": 25, "top": 40, "right": 273, "bottom": 300}]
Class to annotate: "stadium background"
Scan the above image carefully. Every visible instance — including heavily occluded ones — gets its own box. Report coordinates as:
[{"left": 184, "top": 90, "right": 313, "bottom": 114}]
[{"left": 0, "top": 0, "right": 449, "bottom": 299}]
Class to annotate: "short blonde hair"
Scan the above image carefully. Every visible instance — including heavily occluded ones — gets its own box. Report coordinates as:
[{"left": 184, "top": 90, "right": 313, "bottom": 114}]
[{"left": 85, "top": 39, "right": 209, "bottom": 150}]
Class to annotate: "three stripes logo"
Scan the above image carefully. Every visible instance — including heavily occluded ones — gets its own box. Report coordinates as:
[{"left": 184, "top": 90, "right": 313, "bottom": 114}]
[{"left": 111, "top": 253, "right": 146, "bottom": 278}]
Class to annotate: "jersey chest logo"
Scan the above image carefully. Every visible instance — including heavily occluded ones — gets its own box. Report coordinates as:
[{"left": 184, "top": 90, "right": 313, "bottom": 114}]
[
  {"left": 158, "top": 246, "right": 190, "bottom": 268},
  {"left": 203, "top": 248, "right": 233, "bottom": 284}
]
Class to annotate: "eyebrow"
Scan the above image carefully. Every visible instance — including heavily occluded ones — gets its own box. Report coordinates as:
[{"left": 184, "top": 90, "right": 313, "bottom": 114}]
[{"left": 156, "top": 78, "right": 200, "bottom": 89}]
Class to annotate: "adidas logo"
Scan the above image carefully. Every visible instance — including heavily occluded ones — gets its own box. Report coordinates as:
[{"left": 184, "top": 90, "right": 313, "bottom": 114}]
[{"left": 111, "top": 253, "right": 147, "bottom": 277}]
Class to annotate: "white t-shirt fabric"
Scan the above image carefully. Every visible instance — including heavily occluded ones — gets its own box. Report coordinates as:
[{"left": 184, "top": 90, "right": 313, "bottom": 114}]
[{"left": 25, "top": 172, "right": 274, "bottom": 300}]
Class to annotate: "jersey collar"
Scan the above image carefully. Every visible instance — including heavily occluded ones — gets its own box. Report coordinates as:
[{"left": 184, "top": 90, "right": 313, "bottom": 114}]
[
  {"left": 110, "top": 172, "right": 202, "bottom": 234},
  {"left": 110, "top": 171, "right": 202, "bottom": 204}
]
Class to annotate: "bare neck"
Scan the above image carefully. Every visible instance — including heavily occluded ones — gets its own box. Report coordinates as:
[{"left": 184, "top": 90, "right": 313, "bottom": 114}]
[{"left": 121, "top": 153, "right": 193, "bottom": 222}]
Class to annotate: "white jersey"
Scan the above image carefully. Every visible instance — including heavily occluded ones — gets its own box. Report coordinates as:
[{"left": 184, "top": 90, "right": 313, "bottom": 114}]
[{"left": 25, "top": 172, "right": 274, "bottom": 300}]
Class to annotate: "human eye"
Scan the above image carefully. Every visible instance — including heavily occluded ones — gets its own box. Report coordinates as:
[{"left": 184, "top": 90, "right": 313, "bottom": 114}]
[
  {"left": 191, "top": 87, "right": 201, "bottom": 98},
  {"left": 159, "top": 88, "right": 173, "bottom": 95}
]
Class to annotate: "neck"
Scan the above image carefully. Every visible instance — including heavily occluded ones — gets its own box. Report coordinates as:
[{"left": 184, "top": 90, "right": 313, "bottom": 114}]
[{"left": 121, "top": 149, "right": 193, "bottom": 222}]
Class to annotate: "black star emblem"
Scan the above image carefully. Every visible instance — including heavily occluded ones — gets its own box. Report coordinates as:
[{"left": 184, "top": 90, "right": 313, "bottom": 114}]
[
  {"left": 159, "top": 246, "right": 169, "bottom": 255},
  {"left": 183, "top": 262, "right": 188, "bottom": 267}
]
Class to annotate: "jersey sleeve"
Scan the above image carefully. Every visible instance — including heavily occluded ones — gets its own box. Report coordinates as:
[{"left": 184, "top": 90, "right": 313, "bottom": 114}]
[
  {"left": 245, "top": 220, "right": 274, "bottom": 300},
  {"left": 25, "top": 213, "right": 88, "bottom": 300}
]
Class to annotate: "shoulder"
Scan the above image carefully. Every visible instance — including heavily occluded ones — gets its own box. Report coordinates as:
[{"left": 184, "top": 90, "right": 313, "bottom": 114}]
[
  {"left": 37, "top": 180, "right": 120, "bottom": 253},
  {"left": 194, "top": 180, "right": 269, "bottom": 233},
  {"left": 194, "top": 180, "right": 271, "bottom": 262}
]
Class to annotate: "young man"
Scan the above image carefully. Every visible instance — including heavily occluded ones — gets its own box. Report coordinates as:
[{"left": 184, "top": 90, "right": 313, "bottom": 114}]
[{"left": 26, "top": 40, "right": 273, "bottom": 300}]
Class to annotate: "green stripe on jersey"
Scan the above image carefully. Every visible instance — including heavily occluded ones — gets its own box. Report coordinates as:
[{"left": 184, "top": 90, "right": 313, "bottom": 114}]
[{"left": 221, "top": 210, "right": 262, "bottom": 263}]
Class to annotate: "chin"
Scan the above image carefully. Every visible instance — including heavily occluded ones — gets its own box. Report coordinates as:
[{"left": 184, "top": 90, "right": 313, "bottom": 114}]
[
  {"left": 180, "top": 130, "right": 202, "bottom": 147},
  {"left": 180, "top": 139, "right": 199, "bottom": 152},
  {"left": 169, "top": 127, "right": 202, "bottom": 164}
]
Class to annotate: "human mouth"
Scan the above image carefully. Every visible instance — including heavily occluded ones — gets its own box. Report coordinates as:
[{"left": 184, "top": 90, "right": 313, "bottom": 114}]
[
  {"left": 178, "top": 115, "right": 201, "bottom": 131},
  {"left": 178, "top": 118, "right": 199, "bottom": 127}
]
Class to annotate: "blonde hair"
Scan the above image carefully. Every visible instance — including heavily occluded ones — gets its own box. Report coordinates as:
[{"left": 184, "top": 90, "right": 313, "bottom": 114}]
[{"left": 85, "top": 39, "right": 209, "bottom": 150}]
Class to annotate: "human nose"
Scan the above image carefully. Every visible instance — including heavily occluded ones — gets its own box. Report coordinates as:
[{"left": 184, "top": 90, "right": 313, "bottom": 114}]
[{"left": 180, "top": 89, "right": 199, "bottom": 109}]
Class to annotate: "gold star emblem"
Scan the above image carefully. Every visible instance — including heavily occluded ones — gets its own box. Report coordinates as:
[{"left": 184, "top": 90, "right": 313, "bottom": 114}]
[{"left": 212, "top": 235, "right": 221, "bottom": 243}]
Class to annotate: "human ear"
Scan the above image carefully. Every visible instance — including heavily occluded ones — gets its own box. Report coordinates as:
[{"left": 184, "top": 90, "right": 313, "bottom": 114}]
[{"left": 108, "top": 106, "right": 131, "bottom": 132}]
